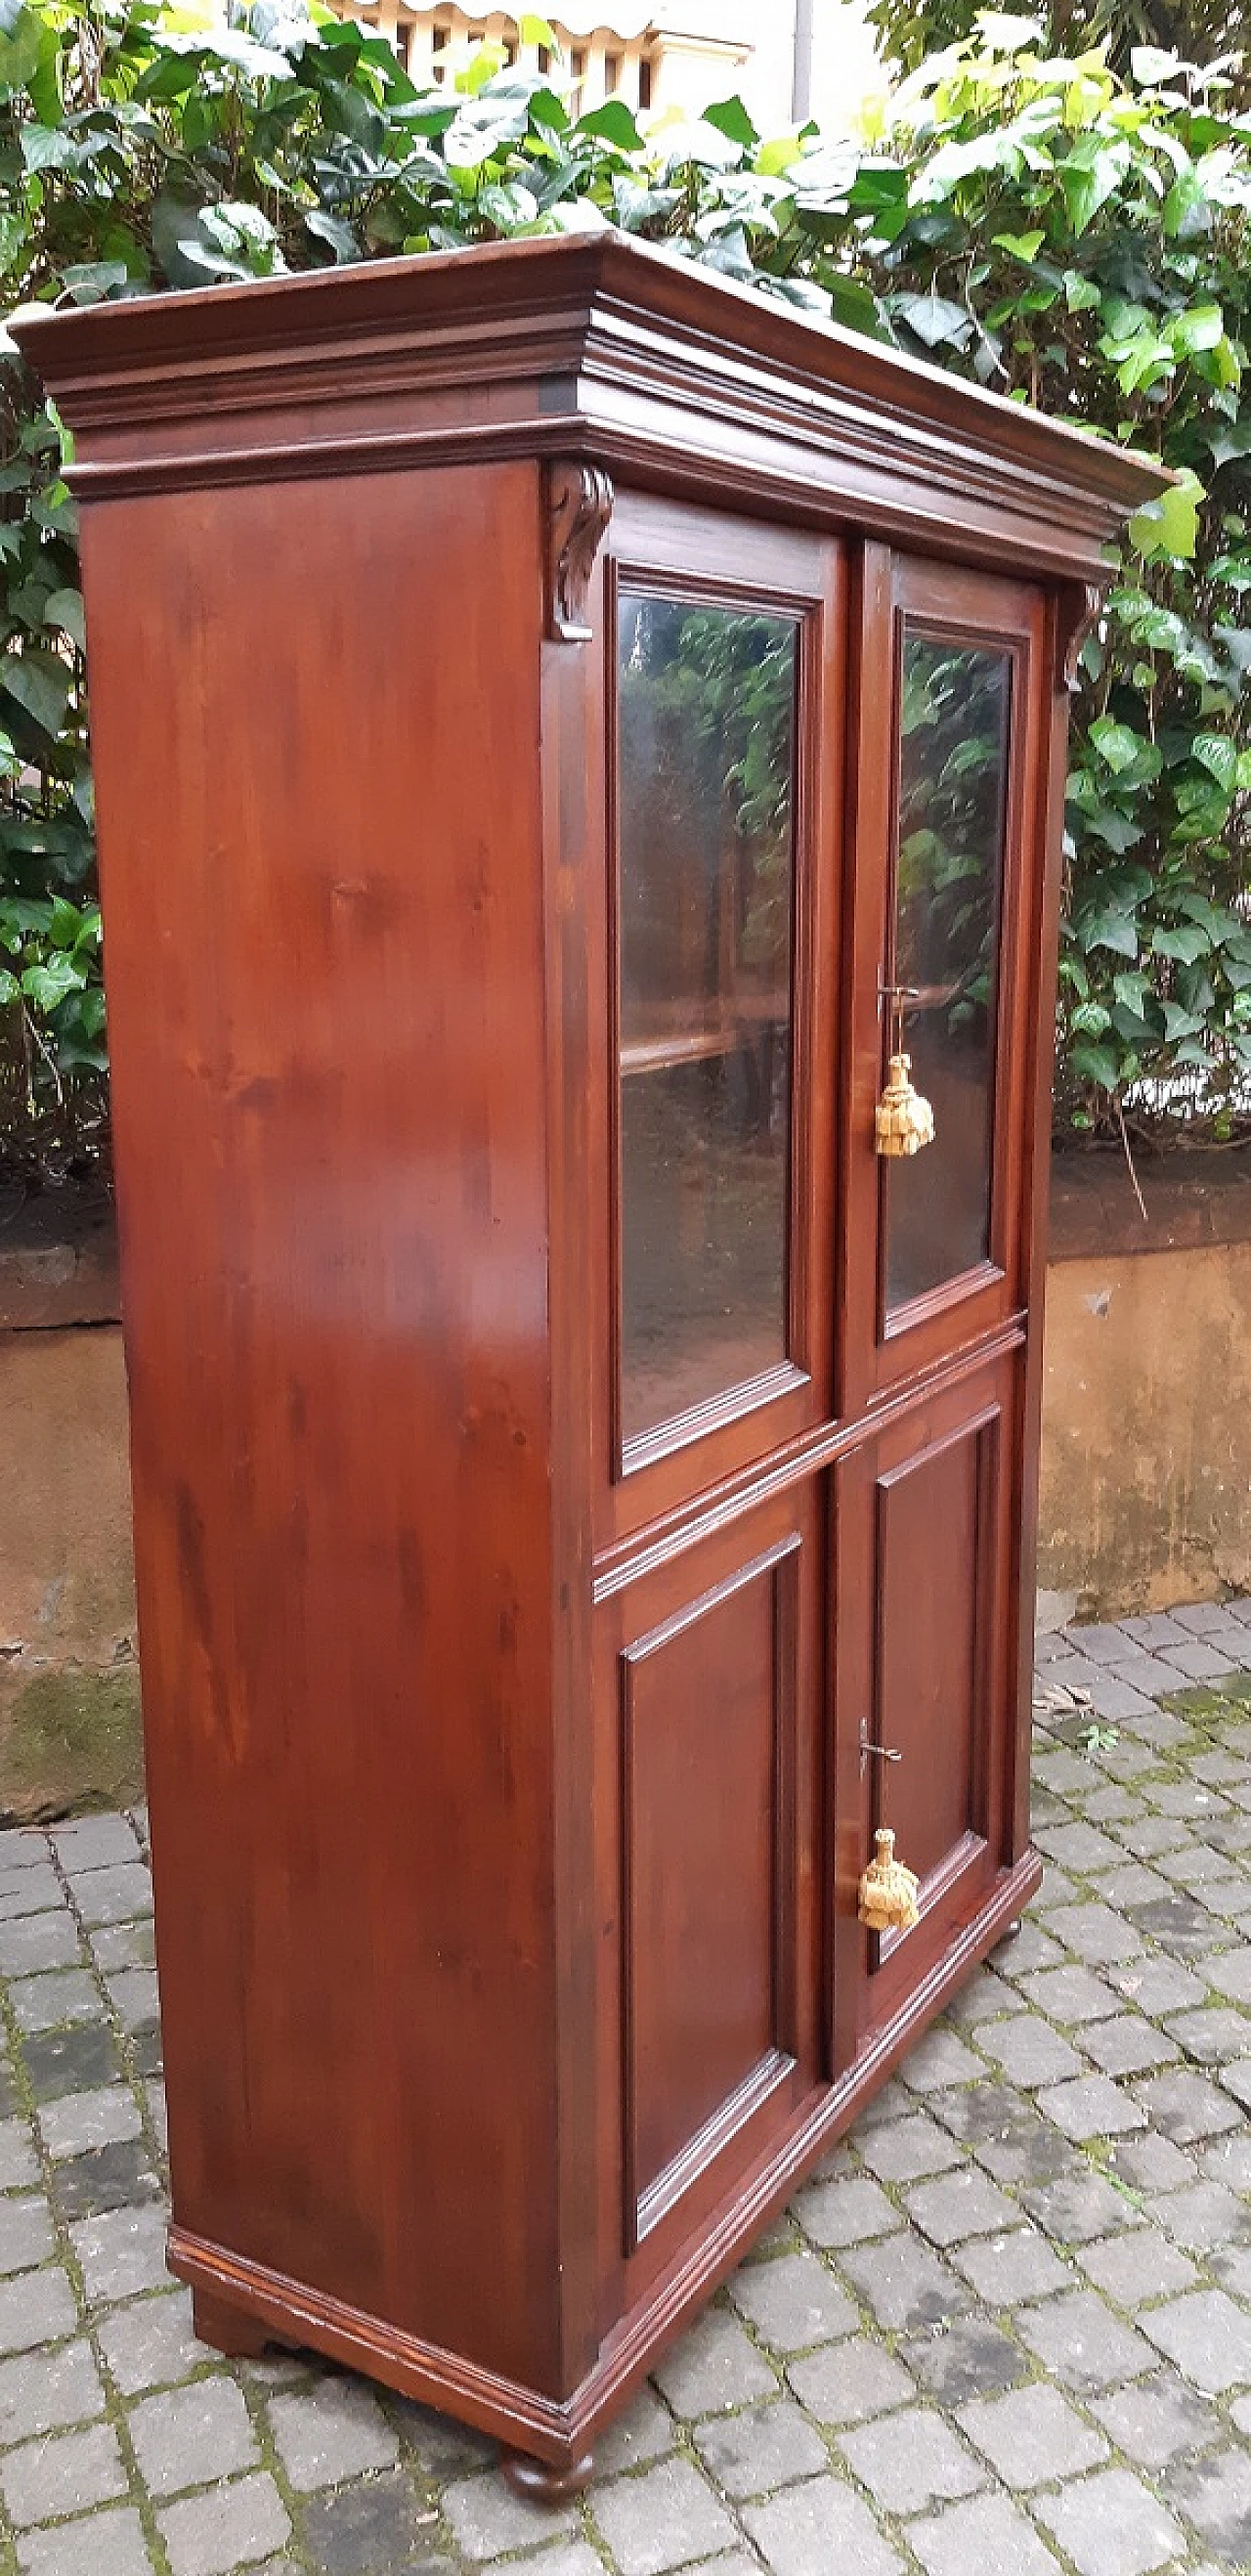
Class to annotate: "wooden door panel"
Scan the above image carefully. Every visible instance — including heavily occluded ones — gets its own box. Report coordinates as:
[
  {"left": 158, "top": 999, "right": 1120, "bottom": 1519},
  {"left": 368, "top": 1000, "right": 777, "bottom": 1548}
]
[
  {"left": 874, "top": 1417, "right": 989, "bottom": 1893},
  {"left": 594, "top": 1485, "right": 821, "bottom": 2296},
  {"left": 623, "top": 1538, "right": 797, "bottom": 2248},
  {"left": 833, "top": 1357, "right": 1018, "bottom": 2058}
]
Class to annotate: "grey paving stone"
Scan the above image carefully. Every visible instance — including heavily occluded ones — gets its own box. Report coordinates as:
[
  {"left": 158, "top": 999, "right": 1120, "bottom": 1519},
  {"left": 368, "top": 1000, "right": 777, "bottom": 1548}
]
[
  {"left": 590, "top": 2457, "right": 736, "bottom": 2576},
  {"left": 0, "top": 2117, "right": 38, "bottom": 2188},
  {"left": 1120, "top": 1613, "right": 1194, "bottom": 1650},
  {"left": 51, "top": 2135, "right": 160, "bottom": 2220},
  {"left": 1132, "top": 2068, "right": 1242, "bottom": 2143},
  {"left": 1066, "top": 1624, "right": 1134, "bottom": 1664},
  {"left": 1017, "top": 1965, "right": 1119, "bottom": 2024},
  {"left": 69, "top": 2201, "right": 167, "bottom": 2301},
  {"left": 69, "top": 1863, "right": 153, "bottom": 1928},
  {"left": 382, "top": 2394, "right": 494, "bottom": 2478},
  {"left": 1034, "top": 2465, "right": 1185, "bottom": 2576},
  {"left": 444, "top": 2468, "right": 577, "bottom": 2558},
  {"left": 897, "top": 2027, "right": 985, "bottom": 2092},
  {"left": 856, "top": 2111, "right": 963, "bottom": 2184},
  {"left": 729, "top": 2248, "right": 857, "bottom": 2352},
  {"left": 1015, "top": 2288, "right": 1155, "bottom": 2391},
  {"left": 1078, "top": 2230, "right": 1198, "bottom": 2306},
  {"left": 505, "top": 2551, "right": 603, "bottom": 2576},
  {"left": 1042, "top": 1902, "right": 1144, "bottom": 1964},
  {"left": 1036, "top": 1819, "right": 1125, "bottom": 1874},
  {"left": 793, "top": 2174, "right": 900, "bottom": 2248},
  {"left": 786, "top": 2334, "right": 914, "bottom": 2424},
  {"left": 840, "top": 2403, "right": 986, "bottom": 2511},
  {"left": 96, "top": 2286, "right": 203, "bottom": 2393},
  {"left": 1099, "top": 1863, "right": 1175, "bottom": 1912},
  {"left": 91, "top": 1919, "right": 157, "bottom": 1972},
  {"left": 1080, "top": 2016, "right": 1181, "bottom": 2076},
  {"left": 1154, "top": 2178, "right": 1249, "bottom": 2254},
  {"left": 1205, "top": 1944, "right": 1251, "bottom": 2002},
  {"left": 38, "top": 2082, "right": 143, "bottom": 2158},
  {"left": 16, "top": 2506, "right": 152, "bottom": 2576},
  {"left": 0, "top": 1833, "right": 51, "bottom": 1872},
  {"left": 1037, "top": 2073, "right": 1146, "bottom": 2139},
  {"left": 1092, "top": 2369, "right": 1224, "bottom": 2467},
  {"left": 1143, "top": 2286, "right": 1251, "bottom": 2393},
  {"left": 0, "top": 2336, "right": 106, "bottom": 2441},
  {"left": 0, "top": 1865, "right": 65, "bottom": 1920},
  {"left": 1106, "top": 2132, "right": 1196, "bottom": 2192},
  {"left": 1018, "top": 2169, "right": 1146, "bottom": 2248},
  {"left": 0, "top": 2195, "right": 52, "bottom": 2275},
  {"left": 128, "top": 2375, "right": 259, "bottom": 2494},
  {"left": 743, "top": 2472, "right": 904, "bottom": 2576},
  {"left": 993, "top": 1922, "right": 1066, "bottom": 1976},
  {"left": 159, "top": 2470, "right": 291, "bottom": 2575},
  {"left": 692, "top": 2395, "right": 828, "bottom": 2499},
  {"left": 840, "top": 2233, "right": 964, "bottom": 2333},
  {"left": 10, "top": 1968, "right": 101, "bottom": 2031},
  {"left": 903, "top": 2166, "right": 1018, "bottom": 2248},
  {"left": 268, "top": 2377, "right": 400, "bottom": 2487},
  {"left": 0, "top": 2259, "right": 77, "bottom": 2351},
  {"left": 975, "top": 2015, "right": 1086, "bottom": 2087},
  {"left": 594, "top": 2383, "right": 676, "bottom": 2476},
  {"left": 651, "top": 2304, "right": 777, "bottom": 2417},
  {"left": 20, "top": 2021, "right": 122, "bottom": 2100},
  {"left": 1171, "top": 2448, "right": 1251, "bottom": 2567},
  {"left": 1202, "top": 2127, "right": 1251, "bottom": 2190},
  {"left": 903, "top": 2318, "right": 1031, "bottom": 2404},
  {"left": 1219, "top": 2055, "right": 1251, "bottom": 2111},
  {"left": 0, "top": 2417, "right": 126, "bottom": 2526},
  {"left": 51, "top": 1816, "right": 142, "bottom": 1872},
  {"left": 0, "top": 1908, "right": 82, "bottom": 1974},
  {"left": 909, "top": 2486, "right": 1064, "bottom": 2576},
  {"left": 106, "top": 1968, "right": 160, "bottom": 2029},
  {"left": 951, "top": 2227, "right": 1072, "bottom": 2305},
  {"left": 300, "top": 2466, "right": 451, "bottom": 2572},
  {"left": 958, "top": 2379, "right": 1108, "bottom": 2487}
]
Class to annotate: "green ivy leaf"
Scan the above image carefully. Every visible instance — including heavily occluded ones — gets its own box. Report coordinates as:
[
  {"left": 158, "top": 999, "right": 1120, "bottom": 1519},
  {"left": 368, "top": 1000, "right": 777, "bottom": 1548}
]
[{"left": 1191, "top": 732, "right": 1238, "bottom": 793}]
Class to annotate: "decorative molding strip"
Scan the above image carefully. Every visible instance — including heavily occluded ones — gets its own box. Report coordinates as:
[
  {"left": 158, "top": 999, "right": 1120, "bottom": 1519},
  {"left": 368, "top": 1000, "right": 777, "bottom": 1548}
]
[{"left": 546, "top": 460, "right": 614, "bottom": 642}]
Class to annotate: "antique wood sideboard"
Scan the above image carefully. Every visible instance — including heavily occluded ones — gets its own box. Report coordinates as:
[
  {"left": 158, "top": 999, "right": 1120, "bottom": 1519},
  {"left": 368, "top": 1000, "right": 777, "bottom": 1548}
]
[{"left": 17, "top": 238, "right": 1166, "bottom": 2494}]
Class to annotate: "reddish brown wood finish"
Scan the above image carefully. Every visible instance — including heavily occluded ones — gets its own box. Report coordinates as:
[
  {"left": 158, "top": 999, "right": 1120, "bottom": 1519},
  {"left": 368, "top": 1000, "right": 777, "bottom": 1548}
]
[{"left": 14, "top": 237, "right": 1166, "bottom": 2479}]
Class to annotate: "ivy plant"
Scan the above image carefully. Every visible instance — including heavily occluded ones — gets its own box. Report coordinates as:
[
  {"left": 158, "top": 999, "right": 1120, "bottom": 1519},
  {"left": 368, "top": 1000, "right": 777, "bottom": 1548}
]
[{"left": 0, "top": 2, "right": 1248, "bottom": 1168}]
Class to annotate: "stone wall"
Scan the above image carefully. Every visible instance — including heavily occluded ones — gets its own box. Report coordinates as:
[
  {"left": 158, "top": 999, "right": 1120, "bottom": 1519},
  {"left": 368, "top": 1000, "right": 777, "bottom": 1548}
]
[{"left": 1, "top": 1151, "right": 1247, "bottom": 1814}]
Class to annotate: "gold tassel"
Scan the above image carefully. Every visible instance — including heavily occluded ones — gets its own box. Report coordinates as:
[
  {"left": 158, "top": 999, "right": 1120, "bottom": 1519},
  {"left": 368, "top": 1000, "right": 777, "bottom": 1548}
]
[
  {"left": 857, "top": 1827, "right": 920, "bottom": 1933},
  {"left": 875, "top": 1053, "right": 934, "bottom": 1158}
]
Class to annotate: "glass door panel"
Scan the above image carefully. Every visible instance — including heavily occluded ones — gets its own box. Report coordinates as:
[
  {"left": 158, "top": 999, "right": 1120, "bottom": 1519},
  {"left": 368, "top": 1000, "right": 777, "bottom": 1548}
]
[
  {"left": 884, "top": 634, "right": 1013, "bottom": 1315},
  {"left": 616, "top": 590, "right": 799, "bottom": 1454}
]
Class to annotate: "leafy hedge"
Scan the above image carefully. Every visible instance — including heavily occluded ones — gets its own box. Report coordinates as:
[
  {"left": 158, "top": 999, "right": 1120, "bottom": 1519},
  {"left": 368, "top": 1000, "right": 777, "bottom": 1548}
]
[{"left": 1, "top": 3, "right": 1249, "bottom": 1171}]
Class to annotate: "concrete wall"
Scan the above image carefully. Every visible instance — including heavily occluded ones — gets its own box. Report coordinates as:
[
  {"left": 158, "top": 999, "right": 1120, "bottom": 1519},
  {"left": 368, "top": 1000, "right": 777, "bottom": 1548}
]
[
  {"left": 1038, "top": 1152, "right": 1251, "bottom": 1622},
  {"left": 1, "top": 1150, "right": 1247, "bottom": 1815}
]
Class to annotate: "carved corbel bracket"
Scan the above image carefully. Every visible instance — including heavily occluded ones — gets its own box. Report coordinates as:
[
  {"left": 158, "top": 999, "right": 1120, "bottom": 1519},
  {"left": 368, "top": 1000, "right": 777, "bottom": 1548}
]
[
  {"left": 546, "top": 460, "right": 614, "bottom": 643},
  {"left": 1057, "top": 580, "right": 1102, "bottom": 696}
]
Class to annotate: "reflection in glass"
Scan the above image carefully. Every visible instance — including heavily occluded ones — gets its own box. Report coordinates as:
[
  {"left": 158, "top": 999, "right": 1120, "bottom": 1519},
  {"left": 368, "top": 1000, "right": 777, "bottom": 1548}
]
[
  {"left": 885, "top": 633, "right": 1012, "bottom": 1314},
  {"left": 616, "top": 592, "right": 798, "bottom": 1448}
]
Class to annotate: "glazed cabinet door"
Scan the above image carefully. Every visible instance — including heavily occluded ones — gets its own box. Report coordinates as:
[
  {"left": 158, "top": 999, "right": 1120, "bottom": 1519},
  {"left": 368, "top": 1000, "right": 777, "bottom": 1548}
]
[
  {"left": 841, "top": 551, "right": 1050, "bottom": 1409},
  {"left": 831, "top": 1356, "right": 1023, "bottom": 2072},
  {"left": 588, "top": 495, "right": 844, "bottom": 1561}
]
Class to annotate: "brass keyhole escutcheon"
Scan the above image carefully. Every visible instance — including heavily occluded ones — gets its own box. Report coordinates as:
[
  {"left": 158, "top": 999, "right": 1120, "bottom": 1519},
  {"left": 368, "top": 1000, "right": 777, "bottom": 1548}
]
[{"left": 858, "top": 1826, "right": 920, "bottom": 1934}]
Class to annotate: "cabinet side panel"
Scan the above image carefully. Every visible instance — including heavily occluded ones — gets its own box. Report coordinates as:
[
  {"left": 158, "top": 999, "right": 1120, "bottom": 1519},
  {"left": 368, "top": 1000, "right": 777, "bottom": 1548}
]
[{"left": 81, "top": 461, "right": 561, "bottom": 2391}]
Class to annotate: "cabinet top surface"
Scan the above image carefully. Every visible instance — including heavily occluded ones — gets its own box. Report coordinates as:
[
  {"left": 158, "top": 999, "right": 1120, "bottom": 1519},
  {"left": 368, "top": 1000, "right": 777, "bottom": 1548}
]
[{"left": 15, "top": 232, "right": 1167, "bottom": 565}]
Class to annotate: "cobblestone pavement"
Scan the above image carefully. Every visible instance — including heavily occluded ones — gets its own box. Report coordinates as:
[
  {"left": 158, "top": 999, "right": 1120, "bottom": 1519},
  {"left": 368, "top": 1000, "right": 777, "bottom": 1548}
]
[{"left": 3, "top": 1601, "right": 1251, "bottom": 2574}]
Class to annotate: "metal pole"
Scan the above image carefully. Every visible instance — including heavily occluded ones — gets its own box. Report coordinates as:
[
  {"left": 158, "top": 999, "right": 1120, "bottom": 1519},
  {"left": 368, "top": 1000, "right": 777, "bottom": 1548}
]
[{"left": 792, "top": 0, "right": 815, "bottom": 120}]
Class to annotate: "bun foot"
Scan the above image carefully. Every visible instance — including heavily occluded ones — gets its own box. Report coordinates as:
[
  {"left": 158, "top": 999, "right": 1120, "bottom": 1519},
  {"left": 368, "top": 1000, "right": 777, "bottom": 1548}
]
[
  {"left": 193, "top": 2289, "right": 290, "bottom": 2360},
  {"left": 501, "top": 2448, "right": 595, "bottom": 2502}
]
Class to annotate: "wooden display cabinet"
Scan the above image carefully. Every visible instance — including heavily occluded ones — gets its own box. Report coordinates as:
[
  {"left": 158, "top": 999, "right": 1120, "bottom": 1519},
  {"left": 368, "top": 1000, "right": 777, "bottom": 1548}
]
[{"left": 17, "top": 238, "right": 1165, "bottom": 2494}]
